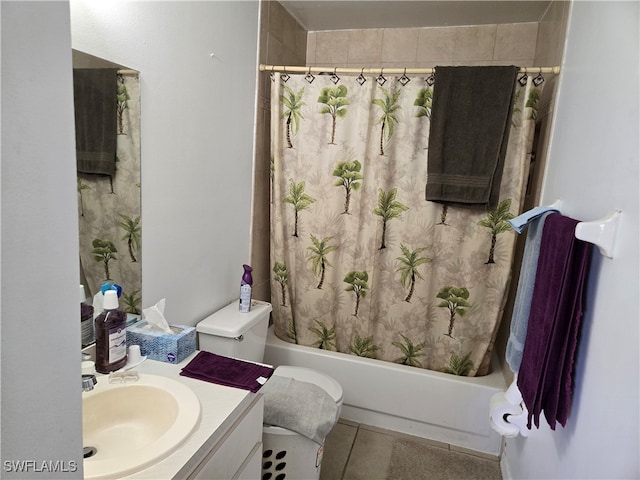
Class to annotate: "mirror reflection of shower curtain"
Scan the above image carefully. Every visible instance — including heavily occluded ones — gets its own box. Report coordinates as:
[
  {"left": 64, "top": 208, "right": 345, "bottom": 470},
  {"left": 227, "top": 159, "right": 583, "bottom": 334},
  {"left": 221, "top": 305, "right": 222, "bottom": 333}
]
[
  {"left": 78, "top": 73, "right": 141, "bottom": 315},
  {"left": 270, "top": 72, "right": 542, "bottom": 376}
]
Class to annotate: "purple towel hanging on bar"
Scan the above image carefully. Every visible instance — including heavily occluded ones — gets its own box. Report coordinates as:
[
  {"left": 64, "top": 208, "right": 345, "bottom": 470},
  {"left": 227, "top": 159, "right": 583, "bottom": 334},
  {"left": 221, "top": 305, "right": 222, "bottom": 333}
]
[
  {"left": 517, "top": 213, "right": 593, "bottom": 430},
  {"left": 180, "top": 351, "right": 274, "bottom": 393}
]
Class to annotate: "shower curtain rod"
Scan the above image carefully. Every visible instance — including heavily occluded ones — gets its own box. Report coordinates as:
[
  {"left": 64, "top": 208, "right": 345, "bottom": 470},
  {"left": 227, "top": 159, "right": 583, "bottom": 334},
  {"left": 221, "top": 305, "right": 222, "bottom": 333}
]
[
  {"left": 259, "top": 64, "right": 561, "bottom": 75},
  {"left": 117, "top": 69, "right": 138, "bottom": 76}
]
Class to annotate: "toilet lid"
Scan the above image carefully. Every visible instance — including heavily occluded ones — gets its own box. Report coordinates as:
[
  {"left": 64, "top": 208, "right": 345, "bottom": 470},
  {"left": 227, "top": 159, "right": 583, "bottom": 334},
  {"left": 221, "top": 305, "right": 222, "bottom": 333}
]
[{"left": 274, "top": 366, "right": 343, "bottom": 404}]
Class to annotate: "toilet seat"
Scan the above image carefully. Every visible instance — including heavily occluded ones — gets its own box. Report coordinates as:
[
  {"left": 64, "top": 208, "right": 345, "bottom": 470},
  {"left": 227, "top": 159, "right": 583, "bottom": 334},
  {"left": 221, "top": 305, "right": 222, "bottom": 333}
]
[{"left": 273, "top": 366, "right": 343, "bottom": 405}]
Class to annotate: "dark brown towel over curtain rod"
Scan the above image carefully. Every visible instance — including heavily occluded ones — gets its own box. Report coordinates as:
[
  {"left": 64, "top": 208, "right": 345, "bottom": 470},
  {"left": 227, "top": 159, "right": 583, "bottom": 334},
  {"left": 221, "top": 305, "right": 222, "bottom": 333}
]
[
  {"left": 73, "top": 68, "right": 118, "bottom": 177},
  {"left": 426, "top": 65, "right": 519, "bottom": 209}
]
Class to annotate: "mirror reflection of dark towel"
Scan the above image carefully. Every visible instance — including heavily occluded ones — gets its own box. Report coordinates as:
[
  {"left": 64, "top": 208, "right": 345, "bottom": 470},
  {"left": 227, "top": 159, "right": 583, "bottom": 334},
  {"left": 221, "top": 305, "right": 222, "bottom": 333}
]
[
  {"left": 426, "top": 66, "right": 519, "bottom": 209},
  {"left": 73, "top": 68, "right": 118, "bottom": 176},
  {"left": 517, "top": 213, "right": 593, "bottom": 430},
  {"left": 180, "top": 351, "right": 274, "bottom": 393}
]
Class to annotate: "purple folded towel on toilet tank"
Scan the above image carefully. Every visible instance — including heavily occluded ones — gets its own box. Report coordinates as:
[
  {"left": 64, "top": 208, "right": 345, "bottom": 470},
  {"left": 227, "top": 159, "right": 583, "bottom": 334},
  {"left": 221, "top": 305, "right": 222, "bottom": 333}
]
[{"left": 180, "top": 351, "right": 274, "bottom": 393}]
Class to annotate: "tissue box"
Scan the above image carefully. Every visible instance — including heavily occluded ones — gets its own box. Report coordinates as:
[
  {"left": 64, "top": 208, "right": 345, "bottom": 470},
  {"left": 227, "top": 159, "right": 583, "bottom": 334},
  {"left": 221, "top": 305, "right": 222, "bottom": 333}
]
[{"left": 127, "top": 320, "right": 196, "bottom": 364}]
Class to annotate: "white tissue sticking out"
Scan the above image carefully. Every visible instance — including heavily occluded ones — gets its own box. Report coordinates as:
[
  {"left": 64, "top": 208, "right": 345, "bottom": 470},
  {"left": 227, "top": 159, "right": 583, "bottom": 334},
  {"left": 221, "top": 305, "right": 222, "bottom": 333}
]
[{"left": 142, "top": 298, "right": 173, "bottom": 334}]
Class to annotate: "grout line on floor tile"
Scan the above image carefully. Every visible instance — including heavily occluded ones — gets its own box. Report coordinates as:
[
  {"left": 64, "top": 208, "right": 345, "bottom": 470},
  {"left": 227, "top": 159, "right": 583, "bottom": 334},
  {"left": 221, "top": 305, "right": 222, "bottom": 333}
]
[
  {"left": 337, "top": 418, "right": 359, "bottom": 428},
  {"left": 337, "top": 424, "right": 360, "bottom": 480}
]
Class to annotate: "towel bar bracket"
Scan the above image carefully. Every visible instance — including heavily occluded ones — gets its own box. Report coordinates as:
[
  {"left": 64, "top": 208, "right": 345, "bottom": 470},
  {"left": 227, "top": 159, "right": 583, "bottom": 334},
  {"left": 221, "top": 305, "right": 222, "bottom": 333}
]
[{"left": 574, "top": 210, "right": 621, "bottom": 259}]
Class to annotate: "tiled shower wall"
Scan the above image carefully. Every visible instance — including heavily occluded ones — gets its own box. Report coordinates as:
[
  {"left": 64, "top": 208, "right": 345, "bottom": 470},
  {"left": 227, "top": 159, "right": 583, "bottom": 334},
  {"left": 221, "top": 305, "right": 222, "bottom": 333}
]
[
  {"left": 251, "top": 1, "right": 307, "bottom": 301},
  {"left": 252, "top": 1, "right": 568, "bottom": 324},
  {"left": 307, "top": 23, "right": 538, "bottom": 69},
  {"left": 496, "top": 1, "right": 570, "bottom": 382}
]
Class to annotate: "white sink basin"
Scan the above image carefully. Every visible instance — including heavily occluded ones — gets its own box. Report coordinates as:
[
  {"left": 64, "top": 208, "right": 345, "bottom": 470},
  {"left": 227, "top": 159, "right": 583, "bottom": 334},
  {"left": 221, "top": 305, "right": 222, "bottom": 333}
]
[{"left": 82, "top": 374, "right": 201, "bottom": 479}]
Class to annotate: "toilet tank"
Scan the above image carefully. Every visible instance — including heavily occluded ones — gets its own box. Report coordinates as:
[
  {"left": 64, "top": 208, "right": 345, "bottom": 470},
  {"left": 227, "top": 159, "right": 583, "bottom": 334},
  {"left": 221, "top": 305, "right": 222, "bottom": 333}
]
[{"left": 196, "top": 300, "right": 272, "bottom": 363}]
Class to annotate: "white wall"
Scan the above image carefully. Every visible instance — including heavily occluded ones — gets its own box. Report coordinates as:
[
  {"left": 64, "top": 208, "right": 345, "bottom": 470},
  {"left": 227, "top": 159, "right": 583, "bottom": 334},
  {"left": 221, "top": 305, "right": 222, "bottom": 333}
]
[
  {"left": 4, "top": 1, "right": 636, "bottom": 477},
  {"left": 1, "top": 1, "right": 260, "bottom": 476},
  {"left": 1, "top": 2, "right": 83, "bottom": 477},
  {"left": 504, "top": 2, "right": 639, "bottom": 478},
  {"left": 69, "top": 0, "right": 261, "bottom": 325}
]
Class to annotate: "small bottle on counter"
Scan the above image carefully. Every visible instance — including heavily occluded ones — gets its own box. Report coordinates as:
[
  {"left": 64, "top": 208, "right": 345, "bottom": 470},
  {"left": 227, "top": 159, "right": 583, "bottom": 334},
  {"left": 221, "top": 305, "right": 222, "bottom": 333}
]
[
  {"left": 80, "top": 285, "right": 94, "bottom": 347},
  {"left": 239, "top": 264, "right": 253, "bottom": 313},
  {"left": 94, "top": 289, "right": 128, "bottom": 373}
]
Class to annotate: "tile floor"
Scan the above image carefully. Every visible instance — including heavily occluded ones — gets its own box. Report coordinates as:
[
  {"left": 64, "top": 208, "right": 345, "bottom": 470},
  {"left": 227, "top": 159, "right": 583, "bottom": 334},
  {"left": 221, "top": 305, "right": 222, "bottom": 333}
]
[{"left": 319, "top": 420, "right": 502, "bottom": 480}]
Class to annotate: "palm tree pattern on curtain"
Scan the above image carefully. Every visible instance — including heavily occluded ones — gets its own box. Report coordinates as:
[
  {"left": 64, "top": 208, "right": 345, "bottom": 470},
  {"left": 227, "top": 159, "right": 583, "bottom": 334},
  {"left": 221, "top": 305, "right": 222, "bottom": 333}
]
[
  {"left": 78, "top": 74, "right": 142, "bottom": 314},
  {"left": 270, "top": 73, "right": 542, "bottom": 376}
]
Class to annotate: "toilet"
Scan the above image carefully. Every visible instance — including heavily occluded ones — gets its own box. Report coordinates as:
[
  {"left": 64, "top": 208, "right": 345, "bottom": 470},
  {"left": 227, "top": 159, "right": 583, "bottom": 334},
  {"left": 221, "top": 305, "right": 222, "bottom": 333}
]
[{"left": 196, "top": 299, "right": 343, "bottom": 479}]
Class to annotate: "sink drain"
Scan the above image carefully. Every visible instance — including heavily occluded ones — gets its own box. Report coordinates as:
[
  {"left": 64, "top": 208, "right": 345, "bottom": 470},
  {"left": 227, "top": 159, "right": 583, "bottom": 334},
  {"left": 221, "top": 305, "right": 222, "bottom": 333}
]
[{"left": 83, "top": 447, "right": 97, "bottom": 459}]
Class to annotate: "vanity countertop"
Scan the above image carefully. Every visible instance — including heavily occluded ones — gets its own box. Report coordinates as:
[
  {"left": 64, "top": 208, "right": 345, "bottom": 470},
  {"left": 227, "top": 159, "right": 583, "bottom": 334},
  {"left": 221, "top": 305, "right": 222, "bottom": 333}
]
[{"left": 113, "top": 351, "right": 259, "bottom": 479}]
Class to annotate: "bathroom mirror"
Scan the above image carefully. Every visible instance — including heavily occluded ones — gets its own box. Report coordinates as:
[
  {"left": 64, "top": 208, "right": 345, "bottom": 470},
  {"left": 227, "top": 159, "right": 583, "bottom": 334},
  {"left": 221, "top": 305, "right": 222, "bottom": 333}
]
[{"left": 73, "top": 50, "right": 142, "bottom": 316}]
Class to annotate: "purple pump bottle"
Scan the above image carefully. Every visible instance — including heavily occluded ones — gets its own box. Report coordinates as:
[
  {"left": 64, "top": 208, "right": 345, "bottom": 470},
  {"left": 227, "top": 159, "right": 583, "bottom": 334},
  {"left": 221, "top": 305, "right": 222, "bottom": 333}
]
[{"left": 239, "top": 264, "right": 253, "bottom": 312}]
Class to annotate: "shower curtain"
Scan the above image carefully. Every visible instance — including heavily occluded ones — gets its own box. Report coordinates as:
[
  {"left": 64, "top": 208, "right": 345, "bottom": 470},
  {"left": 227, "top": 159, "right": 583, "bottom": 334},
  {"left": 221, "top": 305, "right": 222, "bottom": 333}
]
[
  {"left": 270, "top": 71, "right": 542, "bottom": 376},
  {"left": 78, "top": 73, "right": 141, "bottom": 314}
]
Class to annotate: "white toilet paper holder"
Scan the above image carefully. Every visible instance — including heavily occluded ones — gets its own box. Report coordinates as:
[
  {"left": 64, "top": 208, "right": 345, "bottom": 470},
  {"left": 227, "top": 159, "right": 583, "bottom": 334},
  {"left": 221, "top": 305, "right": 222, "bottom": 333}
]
[
  {"left": 504, "top": 406, "right": 530, "bottom": 438},
  {"left": 490, "top": 377, "right": 531, "bottom": 438}
]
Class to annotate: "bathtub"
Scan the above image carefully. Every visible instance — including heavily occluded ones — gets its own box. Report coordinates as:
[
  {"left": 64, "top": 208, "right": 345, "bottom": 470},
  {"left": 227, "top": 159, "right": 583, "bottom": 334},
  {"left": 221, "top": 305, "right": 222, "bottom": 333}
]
[{"left": 264, "top": 326, "right": 505, "bottom": 456}]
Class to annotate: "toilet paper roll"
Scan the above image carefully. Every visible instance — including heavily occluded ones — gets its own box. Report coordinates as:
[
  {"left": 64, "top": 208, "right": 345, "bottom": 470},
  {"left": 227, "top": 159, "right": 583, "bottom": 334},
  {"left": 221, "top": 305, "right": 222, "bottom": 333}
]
[
  {"left": 507, "top": 409, "right": 531, "bottom": 438},
  {"left": 490, "top": 417, "right": 519, "bottom": 437},
  {"left": 490, "top": 392, "right": 523, "bottom": 437}
]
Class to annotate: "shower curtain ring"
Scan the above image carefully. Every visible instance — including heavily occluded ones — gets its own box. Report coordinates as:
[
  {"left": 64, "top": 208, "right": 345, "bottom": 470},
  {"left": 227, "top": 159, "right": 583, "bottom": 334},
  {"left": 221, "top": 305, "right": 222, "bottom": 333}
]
[
  {"left": 426, "top": 71, "right": 435, "bottom": 86},
  {"left": 305, "top": 66, "right": 315, "bottom": 84},
  {"left": 357, "top": 67, "right": 367, "bottom": 85},
  {"left": 376, "top": 68, "right": 387, "bottom": 86},
  {"left": 281, "top": 66, "right": 290, "bottom": 83},
  {"left": 399, "top": 67, "right": 411, "bottom": 86},
  {"left": 330, "top": 67, "right": 340, "bottom": 84},
  {"left": 269, "top": 64, "right": 275, "bottom": 82},
  {"left": 518, "top": 68, "right": 529, "bottom": 86},
  {"left": 533, "top": 71, "right": 545, "bottom": 86}
]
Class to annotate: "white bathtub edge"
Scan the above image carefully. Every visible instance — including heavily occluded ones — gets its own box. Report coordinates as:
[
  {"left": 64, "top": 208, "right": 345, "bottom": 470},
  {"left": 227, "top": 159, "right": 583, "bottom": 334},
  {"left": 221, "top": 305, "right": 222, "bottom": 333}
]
[{"left": 264, "top": 326, "right": 505, "bottom": 456}]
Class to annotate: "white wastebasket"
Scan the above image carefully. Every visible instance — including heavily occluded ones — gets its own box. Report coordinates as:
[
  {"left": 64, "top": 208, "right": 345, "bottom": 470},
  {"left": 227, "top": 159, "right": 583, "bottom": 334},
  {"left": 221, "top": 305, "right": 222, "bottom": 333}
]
[
  {"left": 261, "top": 366, "right": 343, "bottom": 480},
  {"left": 262, "top": 426, "right": 325, "bottom": 480}
]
